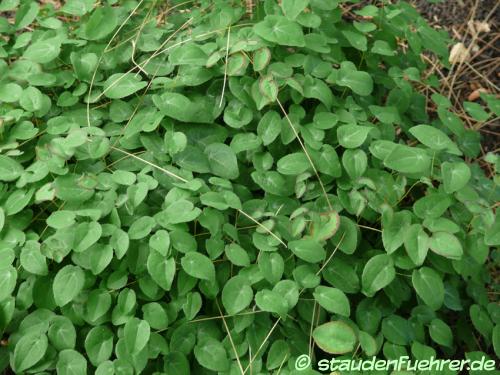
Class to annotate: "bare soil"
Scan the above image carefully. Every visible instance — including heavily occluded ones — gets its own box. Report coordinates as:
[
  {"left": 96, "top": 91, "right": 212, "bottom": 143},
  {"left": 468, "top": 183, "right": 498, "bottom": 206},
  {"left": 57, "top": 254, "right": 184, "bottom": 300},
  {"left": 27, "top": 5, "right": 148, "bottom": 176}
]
[{"left": 413, "top": 0, "right": 499, "bottom": 156}]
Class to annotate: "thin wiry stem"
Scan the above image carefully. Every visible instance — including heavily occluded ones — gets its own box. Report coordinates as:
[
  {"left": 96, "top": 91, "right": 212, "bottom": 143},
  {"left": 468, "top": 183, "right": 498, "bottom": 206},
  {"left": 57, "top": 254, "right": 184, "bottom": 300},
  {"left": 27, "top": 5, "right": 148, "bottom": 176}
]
[
  {"left": 219, "top": 26, "right": 231, "bottom": 108},
  {"left": 110, "top": 146, "right": 188, "bottom": 183},
  {"left": 237, "top": 209, "right": 287, "bottom": 248},
  {"left": 243, "top": 318, "right": 281, "bottom": 374},
  {"left": 276, "top": 98, "right": 333, "bottom": 212},
  {"left": 86, "top": 0, "right": 148, "bottom": 128},
  {"left": 216, "top": 301, "right": 245, "bottom": 375}
]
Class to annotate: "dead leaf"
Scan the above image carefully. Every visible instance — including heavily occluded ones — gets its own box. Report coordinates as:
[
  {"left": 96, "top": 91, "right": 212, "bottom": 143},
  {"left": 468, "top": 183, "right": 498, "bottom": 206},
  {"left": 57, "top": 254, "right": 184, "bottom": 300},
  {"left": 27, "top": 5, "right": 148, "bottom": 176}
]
[
  {"left": 475, "top": 21, "right": 491, "bottom": 33},
  {"left": 449, "top": 43, "right": 469, "bottom": 64},
  {"left": 468, "top": 20, "right": 491, "bottom": 35},
  {"left": 468, "top": 88, "right": 488, "bottom": 101}
]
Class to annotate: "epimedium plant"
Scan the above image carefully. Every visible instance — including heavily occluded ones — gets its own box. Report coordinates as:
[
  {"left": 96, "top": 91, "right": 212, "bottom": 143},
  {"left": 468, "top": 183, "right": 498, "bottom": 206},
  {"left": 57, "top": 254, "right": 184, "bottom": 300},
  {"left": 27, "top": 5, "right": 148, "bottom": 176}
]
[{"left": 0, "top": 0, "right": 499, "bottom": 374}]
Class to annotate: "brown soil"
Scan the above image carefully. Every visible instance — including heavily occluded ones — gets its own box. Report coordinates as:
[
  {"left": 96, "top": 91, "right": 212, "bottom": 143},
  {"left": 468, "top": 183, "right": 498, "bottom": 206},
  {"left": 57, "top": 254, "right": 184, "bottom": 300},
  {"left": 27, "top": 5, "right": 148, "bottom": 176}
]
[{"left": 413, "top": 0, "right": 499, "bottom": 157}]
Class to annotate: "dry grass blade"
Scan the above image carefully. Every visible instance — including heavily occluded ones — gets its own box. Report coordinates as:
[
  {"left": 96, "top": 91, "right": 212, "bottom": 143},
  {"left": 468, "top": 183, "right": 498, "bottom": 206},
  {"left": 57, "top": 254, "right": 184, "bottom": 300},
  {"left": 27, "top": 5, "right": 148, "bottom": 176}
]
[
  {"left": 237, "top": 209, "right": 287, "bottom": 248},
  {"left": 243, "top": 317, "right": 281, "bottom": 374},
  {"left": 110, "top": 146, "right": 188, "bottom": 183},
  {"left": 219, "top": 26, "right": 231, "bottom": 108},
  {"left": 110, "top": 148, "right": 287, "bottom": 248},
  {"left": 308, "top": 301, "right": 317, "bottom": 359},
  {"left": 276, "top": 98, "right": 334, "bottom": 212},
  {"left": 86, "top": 0, "right": 148, "bottom": 128},
  {"left": 316, "top": 233, "right": 345, "bottom": 276},
  {"left": 216, "top": 300, "right": 245, "bottom": 375},
  {"left": 189, "top": 310, "right": 266, "bottom": 323}
]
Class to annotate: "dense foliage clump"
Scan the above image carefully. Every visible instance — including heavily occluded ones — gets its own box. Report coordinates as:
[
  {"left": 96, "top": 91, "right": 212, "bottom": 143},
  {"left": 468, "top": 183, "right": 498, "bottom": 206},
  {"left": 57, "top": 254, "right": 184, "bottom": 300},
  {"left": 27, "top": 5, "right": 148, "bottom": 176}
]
[{"left": 0, "top": 0, "right": 499, "bottom": 374}]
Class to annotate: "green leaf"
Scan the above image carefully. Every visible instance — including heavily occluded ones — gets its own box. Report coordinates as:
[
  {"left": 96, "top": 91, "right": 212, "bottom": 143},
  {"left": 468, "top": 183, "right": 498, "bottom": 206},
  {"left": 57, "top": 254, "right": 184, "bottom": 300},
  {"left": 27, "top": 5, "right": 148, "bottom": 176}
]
[
  {"left": 369, "top": 105, "right": 401, "bottom": 124},
  {"left": 313, "top": 286, "right": 350, "bottom": 316},
  {"left": 23, "top": 40, "right": 61, "bottom": 63},
  {"left": 48, "top": 316, "right": 76, "bottom": 351},
  {"left": 438, "top": 107, "right": 465, "bottom": 136},
  {"left": 383, "top": 144, "right": 431, "bottom": 174},
  {"left": 0, "top": 82, "right": 23, "bottom": 103},
  {"left": 372, "top": 40, "right": 395, "bottom": 56},
  {"left": 254, "top": 15, "right": 305, "bottom": 47},
  {"left": 485, "top": 218, "right": 500, "bottom": 246},
  {"left": 53, "top": 265, "right": 85, "bottom": 307},
  {"left": 464, "top": 101, "right": 490, "bottom": 122},
  {"left": 74, "top": 222, "right": 102, "bottom": 253},
  {"left": 156, "top": 199, "right": 201, "bottom": 226},
  {"left": 289, "top": 238, "right": 326, "bottom": 263},
  {"left": 153, "top": 92, "right": 216, "bottom": 123},
  {"left": 56, "top": 349, "right": 87, "bottom": 375},
  {"left": 266, "top": 340, "right": 290, "bottom": 370},
  {"left": 142, "top": 303, "right": 169, "bottom": 330},
  {"left": 20, "top": 242, "right": 48, "bottom": 275},
  {"left": 382, "top": 211, "right": 411, "bottom": 253},
  {"left": 0, "top": 155, "right": 23, "bottom": 181},
  {"left": 15, "top": 1, "right": 39, "bottom": 29},
  {"left": 170, "top": 44, "right": 208, "bottom": 66},
  {"left": 225, "top": 243, "right": 250, "bottom": 266},
  {"left": 412, "top": 267, "right": 444, "bottom": 311},
  {"left": 194, "top": 338, "right": 230, "bottom": 372},
  {"left": 313, "top": 321, "right": 357, "bottom": 354},
  {"left": 259, "top": 75, "right": 279, "bottom": 101},
  {"left": 85, "top": 326, "right": 114, "bottom": 366},
  {"left": 124, "top": 318, "right": 150, "bottom": 354},
  {"left": 273, "top": 280, "right": 299, "bottom": 309},
  {"left": 255, "top": 289, "right": 288, "bottom": 317},
  {"left": 493, "top": 325, "right": 500, "bottom": 358},
  {"left": 222, "top": 276, "right": 253, "bottom": 315},
  {"left": 413, "top": 193, "right": 451, "bottom": 219},
  {"left": 110, "top": 228, "right": 129, "bottom": 259},
  {"left": 253, "top": 48, "right": 271, "bottom": 71},
  {"left": 342, "top": 149, "right": 367, "bottom": 179},
  {"left": 149, "top": 230, "right": 170, "bottom": 256},
  {"left": 62, "top": 0, "right": 93, "bottom": 16},
  {"left": 147, "top": 251, "right": 176, "bottom": 291},
  {"left": 165, "top": 131, "right": 187, "bottom": 156},
  {"left": 342, "top": 30, "right": 367, "bottom": 51},
  {"left": 330, "top": 216, "right": 359, "bottom": 254},
  {"left": 441, "top": 161, "right": 471, "bottom": 193},
  {"left": 358, "top": 331, "right": 377, "bottom": 356},
  {"left": 470, "top": 304, "right": 493, "bottom": 339},
  {"left": 409, "top": 125, "right": 461, "bottom": 155},
  {"left": 84, "top": 6, "right": 117, "bottom": 40},
  {"left": 304, "top": 77, "right": 334, "bottom": 108},
  {"left": 257, "top": 110, "right": 282, "bottom": 146},
  {"left": 277, "top": 152, "right": 310, "bottom": 175},
  {"left": 205, "top": 143, "right": 239, "bottom": 179},
  {"left": 310, "top": 211, "right": 340, "bottom": 241},
  {"left": 0, "top": 266, "right": 17, "bottom": 301},
  {"left": 337, "top": 125, "right": 371, "bottom": 148},
  {"left": 128, "top": 216, "right": 155, "bottom": 240},
  {"left": 181, "top": 252, "right": 215, "bottom": 281},
  {"left": 54, "top": 174, "right": 94, "bottom": 203},
  {"left": 362, "top": 254, "right": 395, "bottom": 296},
  {"left": 404, "top": 224, "right": 429, "bottom": 266},
  {"left": 103, "top": 74, "right": 147, "bottom": 99},
  {"left": 281, "top": 0, "right": 309, "bottom": 19},
  {"left": 5, "top": 188, "right": 34, "bottom": 216},
  {"left": 47, "top": 210, "right": 76, "bottom": 229},
  {"left": 382, "top": 315, "right": 414, "bottom": 345},
  {"left": 429, "top": 318, "right": 453, "bottom": 348},
  {"left": 429, "top": 232, "right": 463, "bottom": 260},
  {"left": 183, "top": 291, "right": 202, "bottom": 320},
  {"left": 13, "top": 333, "right": 48, "bottom": 372},
  {"left": 336, "top": 66, "right": 373, "bottom": 96},
  {"left": 85, "top": 289, "right": 112, "bottom": 323}
]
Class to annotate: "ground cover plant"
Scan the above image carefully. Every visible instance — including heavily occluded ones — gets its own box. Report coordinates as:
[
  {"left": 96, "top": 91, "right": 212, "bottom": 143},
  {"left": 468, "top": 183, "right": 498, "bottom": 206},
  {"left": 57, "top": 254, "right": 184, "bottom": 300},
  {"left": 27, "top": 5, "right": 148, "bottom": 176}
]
[{"left": 0, "top": 0, "right": 499, "bottom": 374}]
